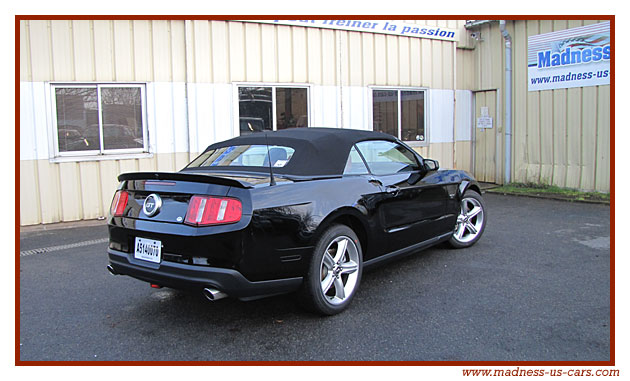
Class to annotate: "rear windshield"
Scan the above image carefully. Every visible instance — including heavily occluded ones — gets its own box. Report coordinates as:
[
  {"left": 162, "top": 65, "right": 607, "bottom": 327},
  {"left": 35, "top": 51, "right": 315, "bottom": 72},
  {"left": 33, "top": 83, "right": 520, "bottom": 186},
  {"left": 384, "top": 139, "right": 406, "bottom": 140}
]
[{"left": 186, "top": 145, "right": 295, "bottom": 169}]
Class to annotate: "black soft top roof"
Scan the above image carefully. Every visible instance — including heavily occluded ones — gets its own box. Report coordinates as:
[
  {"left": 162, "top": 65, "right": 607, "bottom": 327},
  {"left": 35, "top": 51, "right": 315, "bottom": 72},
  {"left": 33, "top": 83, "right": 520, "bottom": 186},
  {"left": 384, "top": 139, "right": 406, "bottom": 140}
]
[{"left": 198, "top": 127, "right": 398, "bottom": 177}]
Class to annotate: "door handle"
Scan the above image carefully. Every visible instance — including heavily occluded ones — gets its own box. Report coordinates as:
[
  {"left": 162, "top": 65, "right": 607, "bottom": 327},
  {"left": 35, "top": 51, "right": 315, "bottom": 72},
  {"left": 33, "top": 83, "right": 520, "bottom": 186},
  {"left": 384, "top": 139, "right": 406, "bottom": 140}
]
[{"left": 386, "top": 185, "right": 400, "bottom": 195}]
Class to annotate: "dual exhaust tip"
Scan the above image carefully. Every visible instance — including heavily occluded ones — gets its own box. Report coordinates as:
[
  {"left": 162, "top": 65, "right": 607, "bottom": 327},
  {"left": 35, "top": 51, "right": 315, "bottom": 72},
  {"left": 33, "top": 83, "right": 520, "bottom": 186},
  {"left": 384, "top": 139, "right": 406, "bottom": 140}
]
[{"left": 107, "top": 265, "right": 227, "bottom": 302}]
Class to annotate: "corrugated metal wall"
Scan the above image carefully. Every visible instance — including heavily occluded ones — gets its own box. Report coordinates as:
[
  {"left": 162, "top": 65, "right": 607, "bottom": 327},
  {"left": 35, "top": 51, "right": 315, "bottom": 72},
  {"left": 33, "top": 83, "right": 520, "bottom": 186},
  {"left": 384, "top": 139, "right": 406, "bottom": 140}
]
[
  {"left": 19, "top": 19, "right": 472, "bottom": 225},
  {"left": 463, "top": 20, "right": 610, "bottom": 192},
  {"left": 19, "top": 18, "right": 611, "bottom": 226},
  {"left": 182, "top": 20, "right": 463, "bottom": 87},
  {"left": 20, "top": 20, "right": 188, "bottom": 82}
]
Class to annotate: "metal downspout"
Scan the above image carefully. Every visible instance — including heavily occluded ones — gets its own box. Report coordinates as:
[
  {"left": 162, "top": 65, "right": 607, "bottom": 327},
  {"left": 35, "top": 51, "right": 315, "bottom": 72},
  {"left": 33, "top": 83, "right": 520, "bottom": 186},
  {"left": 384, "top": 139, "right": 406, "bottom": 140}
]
[{"left": 500, "top": 20, "right": 512, "bottom": 184}]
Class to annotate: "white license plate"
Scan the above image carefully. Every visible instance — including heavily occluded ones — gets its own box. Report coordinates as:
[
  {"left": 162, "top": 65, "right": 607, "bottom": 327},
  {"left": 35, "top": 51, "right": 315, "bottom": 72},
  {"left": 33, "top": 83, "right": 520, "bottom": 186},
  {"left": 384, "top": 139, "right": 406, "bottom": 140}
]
[{"left": 134, "top": 237, "right": 162, "bottom": 264}]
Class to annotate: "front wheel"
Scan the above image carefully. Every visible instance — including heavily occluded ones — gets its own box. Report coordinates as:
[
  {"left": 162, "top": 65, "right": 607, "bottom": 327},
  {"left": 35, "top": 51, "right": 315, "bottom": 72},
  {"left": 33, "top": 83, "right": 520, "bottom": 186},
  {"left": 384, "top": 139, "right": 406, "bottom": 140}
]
[
  {"left": 448, "top": 189, "right": 487, "bottom": 248},
  {"left": 299, "top": 224, "right": 362, "bottom": 315}
]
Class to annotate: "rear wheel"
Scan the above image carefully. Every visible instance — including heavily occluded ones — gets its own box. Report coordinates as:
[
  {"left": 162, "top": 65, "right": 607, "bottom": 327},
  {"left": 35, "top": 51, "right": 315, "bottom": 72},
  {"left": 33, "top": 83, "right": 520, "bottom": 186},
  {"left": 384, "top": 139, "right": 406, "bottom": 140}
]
[
  {"left": 299, "top": 225, "right": 362, "bottom": 315},
  {"left": 448, "top": 190, "right": 486, "bottom": 248}
]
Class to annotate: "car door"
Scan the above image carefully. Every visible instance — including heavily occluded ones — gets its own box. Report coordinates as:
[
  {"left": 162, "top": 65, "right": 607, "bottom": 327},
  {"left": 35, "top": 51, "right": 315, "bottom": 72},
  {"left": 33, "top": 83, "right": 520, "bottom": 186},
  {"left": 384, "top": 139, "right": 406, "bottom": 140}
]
[{"left": 355, "top": 140, "right": 448, "bottom": 253}]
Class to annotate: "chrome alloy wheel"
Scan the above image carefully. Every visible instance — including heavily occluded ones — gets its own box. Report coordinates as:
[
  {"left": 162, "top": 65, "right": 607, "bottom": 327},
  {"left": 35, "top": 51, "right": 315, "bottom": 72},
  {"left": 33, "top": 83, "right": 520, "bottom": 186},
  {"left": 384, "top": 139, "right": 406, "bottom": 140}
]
[
  {"left": 319, "top": 236, "right": 360, "bottom": 305},
  {"left": 453, "top": 196, "right": 485, "bottom": 244}
]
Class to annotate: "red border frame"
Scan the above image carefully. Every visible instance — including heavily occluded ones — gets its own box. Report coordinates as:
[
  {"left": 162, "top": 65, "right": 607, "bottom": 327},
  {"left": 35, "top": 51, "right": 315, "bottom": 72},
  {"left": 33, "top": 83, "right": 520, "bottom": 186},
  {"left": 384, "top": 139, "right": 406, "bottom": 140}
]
[{"left": 15, "top": 14, "right": 615, "bottom": 366}]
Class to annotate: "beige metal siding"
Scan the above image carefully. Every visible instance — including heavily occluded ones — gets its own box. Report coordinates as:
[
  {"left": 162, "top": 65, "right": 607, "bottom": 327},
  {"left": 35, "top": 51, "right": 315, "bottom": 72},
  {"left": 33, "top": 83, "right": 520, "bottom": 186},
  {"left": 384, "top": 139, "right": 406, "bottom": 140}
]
[
  {"left": 596, "top": 87, "right": 610, "bottom": 192},
  {"left": 19, "top": 19, "right": 472, "bottom": 226},
  {"left": 22, "top": 20, "right": 187, "bottom": 82},
  {"left": 20, "top": 160, "right": 40, "bottom": 226},
  {"left": 180, "top": 20, "right": 458, "bottom": 87},
  {"left": 474, "top": 91, "right": 498, "bottom": 183},
  {"left": 466, "top": 19, "right": 610, "bottom": 192}
]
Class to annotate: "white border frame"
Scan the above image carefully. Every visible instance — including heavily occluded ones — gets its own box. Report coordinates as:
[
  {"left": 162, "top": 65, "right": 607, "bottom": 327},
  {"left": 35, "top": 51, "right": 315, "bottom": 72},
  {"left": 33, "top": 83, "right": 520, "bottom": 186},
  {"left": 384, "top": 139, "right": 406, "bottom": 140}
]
[
  {"left": 49, "top": 82, "right": 149, "bottom": 160},
  {"left": 232, "top": 82, "right": 312, "bottom": 137},
  {"left": 368, "top": 86, "right": 430, "bottom": 147}
]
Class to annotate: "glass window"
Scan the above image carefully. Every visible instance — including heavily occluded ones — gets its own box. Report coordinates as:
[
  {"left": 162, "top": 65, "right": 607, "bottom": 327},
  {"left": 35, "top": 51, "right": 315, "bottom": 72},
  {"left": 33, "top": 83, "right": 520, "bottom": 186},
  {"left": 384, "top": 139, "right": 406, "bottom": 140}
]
[
  {"left": 343, "top": 146, "right": 369, "bottom": 175},
  {"left": 187, "top": 145, "right": 295, "bottom": 169},
  {"left": 372, "top": 90, "right": 398, "bottom": 138},
  {"left": 356, "top": 140, "right": 420, "bottom": 175},
  {"left": 55, "top": 88, "right": 99, "bottom": 152},
  {"left": 239, "top": 87, "right": 273, "bottom": 134},
  {"left": 372, "top": 89, "right": 426, "bottom": 142},
  {"left": 276, "top": 88, "right": 309, "bottom": 129},
  {"left": 101, "top": 87, "right": 144, "bottom": 150},
  {"left": 238, "top": 86, "right": 309, "bottom": 135},
  {"left": 54, "top": 85, "right": 146, "bottom": 155},
  {"left": 401, "top": 91, "right": 425, "bottom": 142}
]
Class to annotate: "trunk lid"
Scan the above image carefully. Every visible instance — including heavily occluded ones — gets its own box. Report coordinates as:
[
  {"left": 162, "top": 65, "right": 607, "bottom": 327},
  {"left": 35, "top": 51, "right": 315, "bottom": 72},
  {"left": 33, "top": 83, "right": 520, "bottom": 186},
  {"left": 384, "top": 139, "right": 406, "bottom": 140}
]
[{"left": 117, "top": 172, "right": 258, "bottom": 223}]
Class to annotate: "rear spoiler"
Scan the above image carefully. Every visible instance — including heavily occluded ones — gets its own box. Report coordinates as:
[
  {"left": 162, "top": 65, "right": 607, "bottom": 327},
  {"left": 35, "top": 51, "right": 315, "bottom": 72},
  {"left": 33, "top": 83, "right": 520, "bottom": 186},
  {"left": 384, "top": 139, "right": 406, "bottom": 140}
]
[{"left": 118, "top": 172, "right": 254, "bottom": 189}]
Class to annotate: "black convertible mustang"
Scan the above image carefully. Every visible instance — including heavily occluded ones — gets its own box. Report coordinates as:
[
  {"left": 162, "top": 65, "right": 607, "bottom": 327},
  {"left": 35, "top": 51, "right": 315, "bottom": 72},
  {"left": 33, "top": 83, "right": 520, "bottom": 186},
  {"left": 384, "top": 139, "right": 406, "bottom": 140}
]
[{"left": 107, "top": 128, "right": 486, "bottom": 315}]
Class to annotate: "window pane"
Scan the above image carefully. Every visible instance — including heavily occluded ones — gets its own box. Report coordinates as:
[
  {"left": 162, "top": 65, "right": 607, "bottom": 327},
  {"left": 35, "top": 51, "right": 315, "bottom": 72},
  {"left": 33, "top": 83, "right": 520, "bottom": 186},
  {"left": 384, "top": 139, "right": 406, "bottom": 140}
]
[
  {"left": 101, "top": 87, "right": 144, "bottom": 150},
  {"left": 55, "top": 88, "right": 99, "bottom": 152},
  {"left": 401, "top": 91, "right": 425, "bottom": 142},
  {"left": 343, "top": 146, "right": 369, "bottom": 175},
  {"left": 239, "top": 87, "right": 272, "bottom": 135},
  {"left": 356, "top": 140, "right": 419, "bottom": 175},
  {"left": 187, "top": 145, "right": 295, "bottom": 168},
  {"left": 372, "top": 90, "right": 398, "bottom": 138},
  {"left": 276, "top": 88, "right": 308, "bottom": 129}
]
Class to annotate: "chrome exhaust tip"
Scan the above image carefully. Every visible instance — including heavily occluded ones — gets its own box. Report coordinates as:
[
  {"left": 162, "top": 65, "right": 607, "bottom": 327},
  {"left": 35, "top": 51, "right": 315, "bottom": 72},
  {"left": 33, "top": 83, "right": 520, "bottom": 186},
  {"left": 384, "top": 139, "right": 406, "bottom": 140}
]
[
  {"left": 106, "top": 265, "right": 118, "bottom": 276},
  {"left": 203, "top": 287, "right": 227, "bottom": 302}
]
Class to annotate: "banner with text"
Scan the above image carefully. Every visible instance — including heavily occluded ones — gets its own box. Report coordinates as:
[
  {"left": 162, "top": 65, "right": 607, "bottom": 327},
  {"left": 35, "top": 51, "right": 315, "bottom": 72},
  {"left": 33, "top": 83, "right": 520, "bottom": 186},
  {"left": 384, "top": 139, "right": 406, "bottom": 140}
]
[
  {"left": 528, "top": 22, "right": 610, "bottom": 91},
  {"left": 241, "top": 20, "right": 458, "bottom": 42}
]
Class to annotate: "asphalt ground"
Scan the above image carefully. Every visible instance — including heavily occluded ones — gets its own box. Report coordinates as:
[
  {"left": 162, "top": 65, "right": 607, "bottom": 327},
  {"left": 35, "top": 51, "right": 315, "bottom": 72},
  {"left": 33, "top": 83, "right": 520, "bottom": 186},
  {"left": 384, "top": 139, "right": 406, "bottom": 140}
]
[{"left": 18, "top": 193, "right": 611, "bottom": 361}]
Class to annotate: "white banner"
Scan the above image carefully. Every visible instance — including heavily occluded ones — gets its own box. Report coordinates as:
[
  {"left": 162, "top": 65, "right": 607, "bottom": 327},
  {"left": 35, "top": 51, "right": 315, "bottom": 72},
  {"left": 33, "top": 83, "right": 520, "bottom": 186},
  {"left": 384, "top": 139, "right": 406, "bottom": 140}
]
[
  {"left": 240, "top": 19, "right": 457, "bottom": 41},
  {"left": 528, "top": 22, "right": 610, "bottom": 91}
]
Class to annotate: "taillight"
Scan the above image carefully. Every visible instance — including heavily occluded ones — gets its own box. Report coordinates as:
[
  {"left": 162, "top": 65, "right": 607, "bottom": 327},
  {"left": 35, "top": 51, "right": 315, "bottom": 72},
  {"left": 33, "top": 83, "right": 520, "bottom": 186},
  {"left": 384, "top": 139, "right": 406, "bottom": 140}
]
[
  {"left": 110, "top": 190, "right": 129, "bottom": 217},
  {"left": 184, "top": 196, "right": 242, "bottom": 226}
]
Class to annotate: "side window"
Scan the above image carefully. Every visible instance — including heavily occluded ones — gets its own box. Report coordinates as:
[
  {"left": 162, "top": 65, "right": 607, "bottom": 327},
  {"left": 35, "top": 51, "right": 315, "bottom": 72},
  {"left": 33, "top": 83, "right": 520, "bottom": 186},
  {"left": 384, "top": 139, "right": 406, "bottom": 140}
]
[
  {"left": 343, "top": 146, "right": 369, "bottom": 175},
  {"left": 355, "top": 140, "right": 420, "bottom": 175}
]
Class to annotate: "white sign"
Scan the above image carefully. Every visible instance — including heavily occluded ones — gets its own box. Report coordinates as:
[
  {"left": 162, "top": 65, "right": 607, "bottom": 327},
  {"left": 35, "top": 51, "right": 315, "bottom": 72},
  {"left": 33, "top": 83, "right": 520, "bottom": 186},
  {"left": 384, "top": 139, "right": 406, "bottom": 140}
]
[
  {"left": 240, "top": 20, "right": 457, "bottom": 41},
  {"left": 528, "top": 22, "right": 610, "bottom": 91},
  {"left": 477, "top": 116, "right": 493, "bottom": 129}
]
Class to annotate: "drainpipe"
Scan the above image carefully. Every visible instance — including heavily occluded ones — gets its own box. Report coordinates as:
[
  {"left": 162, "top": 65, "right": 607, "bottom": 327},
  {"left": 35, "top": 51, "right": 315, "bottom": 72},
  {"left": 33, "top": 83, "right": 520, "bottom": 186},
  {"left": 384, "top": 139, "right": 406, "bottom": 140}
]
[{"left": 500, "top": 20, "right": 512, "bottom": 184}]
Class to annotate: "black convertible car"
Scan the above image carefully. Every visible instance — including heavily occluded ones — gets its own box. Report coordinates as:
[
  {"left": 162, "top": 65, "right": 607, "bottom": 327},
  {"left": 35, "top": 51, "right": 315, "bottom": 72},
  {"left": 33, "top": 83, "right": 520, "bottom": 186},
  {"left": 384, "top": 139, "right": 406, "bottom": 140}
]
[{"left": 107, "top": 128, "right": 486, "bottom": 315}]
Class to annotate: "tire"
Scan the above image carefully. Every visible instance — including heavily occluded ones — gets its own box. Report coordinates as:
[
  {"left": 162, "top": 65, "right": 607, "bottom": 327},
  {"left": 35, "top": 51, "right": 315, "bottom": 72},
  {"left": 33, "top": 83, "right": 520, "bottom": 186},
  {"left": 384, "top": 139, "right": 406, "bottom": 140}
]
[
  {"left": 448, "top": 189, "right": 487, "bottom": 249},
  {"left": 299, "top": 224, "right": 363, "bottom": 315}
]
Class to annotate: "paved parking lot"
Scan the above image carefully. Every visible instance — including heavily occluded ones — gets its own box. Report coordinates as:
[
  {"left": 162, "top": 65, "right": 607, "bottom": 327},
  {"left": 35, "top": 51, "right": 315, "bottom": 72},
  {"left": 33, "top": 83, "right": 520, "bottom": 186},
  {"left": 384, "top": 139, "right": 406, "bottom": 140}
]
[{"left": 19, "top": 193, "right": 611, "bottom": 361}]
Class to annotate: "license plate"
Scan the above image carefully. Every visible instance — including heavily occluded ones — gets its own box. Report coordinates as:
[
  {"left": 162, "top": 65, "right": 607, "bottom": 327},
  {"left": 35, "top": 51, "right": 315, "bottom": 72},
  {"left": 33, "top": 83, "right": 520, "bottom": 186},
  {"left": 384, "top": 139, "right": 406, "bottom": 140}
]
[{"left": 134, "top": 237, "right": 162, "bottom": 264}]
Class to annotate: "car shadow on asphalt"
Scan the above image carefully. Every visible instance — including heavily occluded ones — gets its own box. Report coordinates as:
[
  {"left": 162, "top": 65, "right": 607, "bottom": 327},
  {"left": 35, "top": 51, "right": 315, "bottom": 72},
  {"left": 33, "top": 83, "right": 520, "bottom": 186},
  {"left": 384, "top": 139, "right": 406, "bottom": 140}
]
[{"left": 108, "top": 244, "right": 448, "bottom": 325}]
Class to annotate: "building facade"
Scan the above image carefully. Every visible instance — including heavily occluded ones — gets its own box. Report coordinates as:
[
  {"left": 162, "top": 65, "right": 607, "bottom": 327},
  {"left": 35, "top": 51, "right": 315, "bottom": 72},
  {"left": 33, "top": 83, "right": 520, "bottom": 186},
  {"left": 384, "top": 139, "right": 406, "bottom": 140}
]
[{"left": 19, "top": 19, "right": 611, "bottom": 226}]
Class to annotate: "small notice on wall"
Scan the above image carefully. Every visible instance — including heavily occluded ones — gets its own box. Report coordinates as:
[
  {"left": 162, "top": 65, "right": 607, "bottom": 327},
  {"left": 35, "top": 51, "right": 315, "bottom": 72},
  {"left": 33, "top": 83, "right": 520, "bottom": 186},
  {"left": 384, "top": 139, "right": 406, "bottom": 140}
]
[
  {"left": 477, "top": 107, "right": 492, "bottom": 129},
  {"left": 477, "top": 116, "right": 493, "bottom": 129}
]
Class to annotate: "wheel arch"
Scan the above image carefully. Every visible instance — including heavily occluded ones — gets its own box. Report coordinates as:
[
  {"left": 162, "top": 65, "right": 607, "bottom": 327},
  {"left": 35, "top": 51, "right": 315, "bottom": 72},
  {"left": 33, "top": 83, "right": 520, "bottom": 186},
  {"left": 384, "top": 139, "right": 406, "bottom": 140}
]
[
  {"left": 458, "top": 179, "right": 482, "bottom": 199},
  {"left": 311, "top": 207, "right": 370, "bottom": 258},
  {"left": 468, "top": 183, "right": 482, "bottom": 195}
]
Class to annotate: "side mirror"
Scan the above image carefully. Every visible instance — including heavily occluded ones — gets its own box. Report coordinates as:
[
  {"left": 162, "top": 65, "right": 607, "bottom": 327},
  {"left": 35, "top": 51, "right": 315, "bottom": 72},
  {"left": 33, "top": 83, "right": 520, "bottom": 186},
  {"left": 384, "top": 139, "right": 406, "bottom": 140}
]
[{"left": 424, "top": 159, "right": 439, "bottom": 172}]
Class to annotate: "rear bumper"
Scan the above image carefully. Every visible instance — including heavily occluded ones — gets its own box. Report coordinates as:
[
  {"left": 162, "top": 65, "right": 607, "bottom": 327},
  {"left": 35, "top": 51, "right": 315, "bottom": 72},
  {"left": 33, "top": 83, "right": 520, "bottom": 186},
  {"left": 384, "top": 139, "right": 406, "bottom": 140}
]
[{"left": 107, "top": 248, "right": 302, "bottom": 300}]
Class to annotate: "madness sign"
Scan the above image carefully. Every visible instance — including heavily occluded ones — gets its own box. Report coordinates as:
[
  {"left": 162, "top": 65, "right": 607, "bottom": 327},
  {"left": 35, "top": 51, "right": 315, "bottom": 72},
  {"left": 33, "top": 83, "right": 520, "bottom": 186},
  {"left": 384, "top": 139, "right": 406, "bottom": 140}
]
[{"left": 528, "top": 22, "right": 610, "bottom": 91}]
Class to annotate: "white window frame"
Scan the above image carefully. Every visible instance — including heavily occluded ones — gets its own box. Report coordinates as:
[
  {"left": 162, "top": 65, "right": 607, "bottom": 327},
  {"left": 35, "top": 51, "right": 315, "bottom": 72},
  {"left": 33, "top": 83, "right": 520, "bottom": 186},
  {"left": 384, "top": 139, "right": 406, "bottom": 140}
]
[
  {"left": 232, "top": 83, "right": 312, "bottom": 137},
  {"left": 49, "top": 83, "right": 149, "bottom": 159},
  {"left": 368, "top": 86, "right": 430, "bottom": 147}
]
